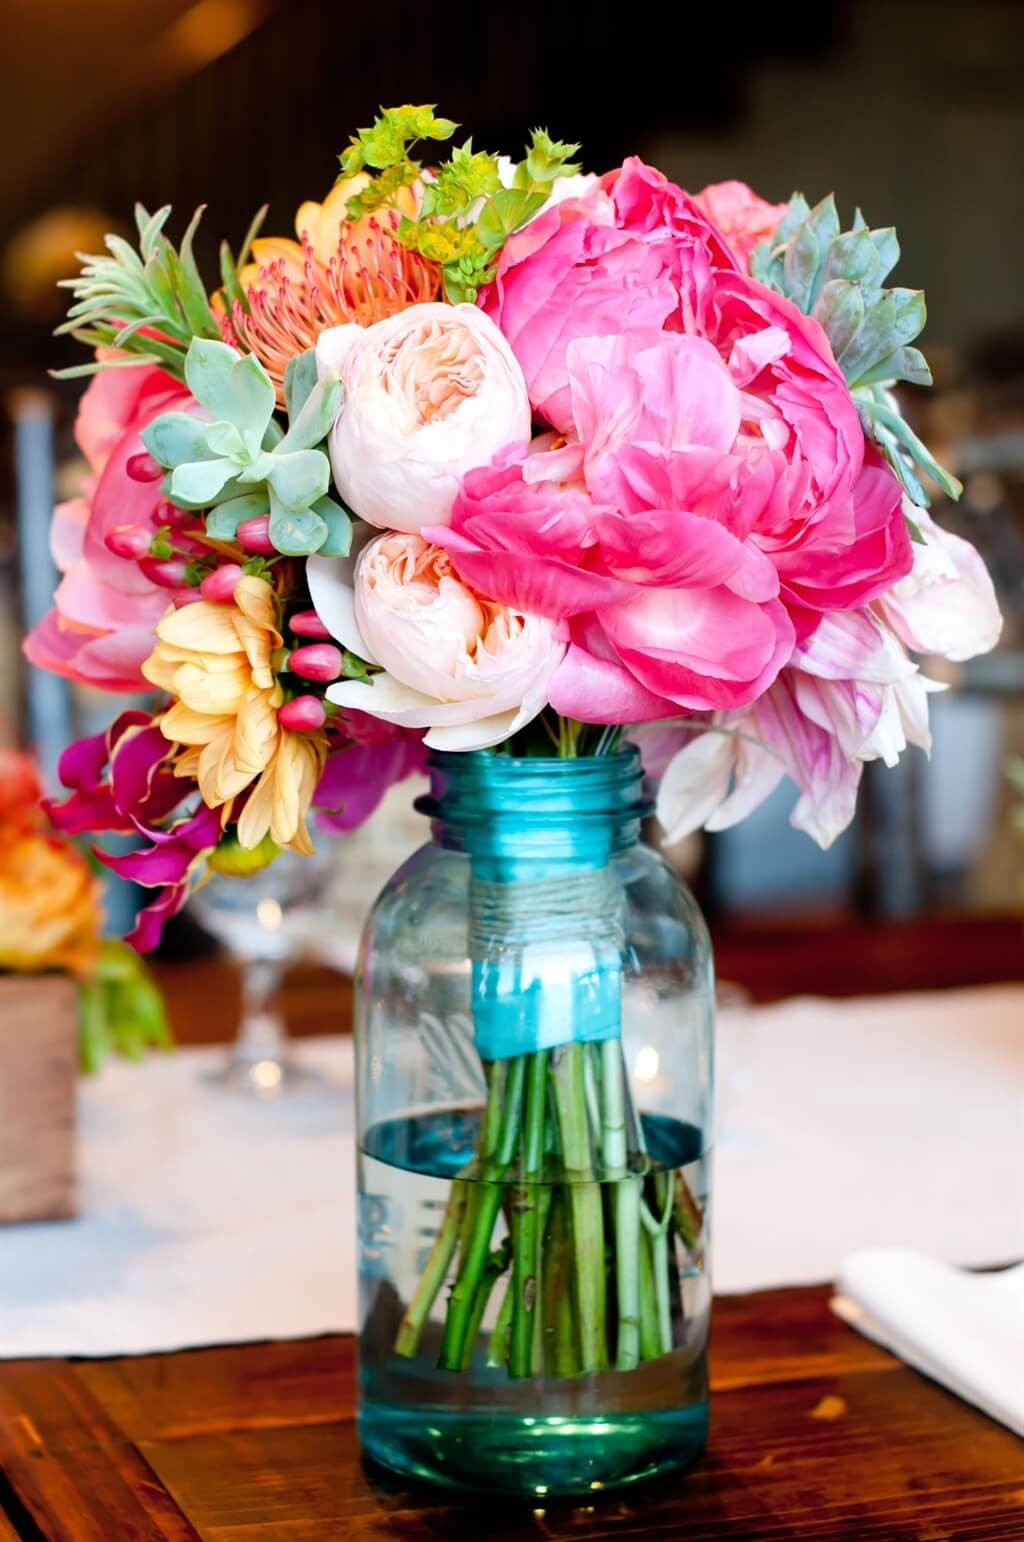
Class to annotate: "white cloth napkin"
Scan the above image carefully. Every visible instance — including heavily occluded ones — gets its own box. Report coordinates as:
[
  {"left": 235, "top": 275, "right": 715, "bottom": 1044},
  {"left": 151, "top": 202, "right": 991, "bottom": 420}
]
[{"left": 833, "top": 1249, "right": 1024, "bottom": 1437}]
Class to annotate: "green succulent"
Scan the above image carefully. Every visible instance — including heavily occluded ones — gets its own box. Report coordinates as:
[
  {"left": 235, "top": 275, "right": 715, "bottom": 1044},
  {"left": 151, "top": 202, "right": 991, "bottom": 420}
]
[
  {"left": 140, "top": 340, "right": 351, "bottom": 558},
  {"left": 751, "top": 195, "right": 961, "bottom": 509}
]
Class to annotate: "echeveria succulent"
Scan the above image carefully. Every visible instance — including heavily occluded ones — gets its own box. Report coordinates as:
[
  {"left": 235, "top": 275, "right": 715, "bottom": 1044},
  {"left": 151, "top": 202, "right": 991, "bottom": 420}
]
[
  {"left": 141, "top": 339, "right": 351, "bottom": 557},
  {"left": 752, "top": 195, "right": 961, "bottom": 508}
]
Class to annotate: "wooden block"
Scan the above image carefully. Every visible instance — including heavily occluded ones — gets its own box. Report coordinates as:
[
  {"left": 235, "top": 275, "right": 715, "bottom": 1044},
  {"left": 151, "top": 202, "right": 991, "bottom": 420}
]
[{"left": 0, "top": 974, "right": 77, "bottom": 1222}]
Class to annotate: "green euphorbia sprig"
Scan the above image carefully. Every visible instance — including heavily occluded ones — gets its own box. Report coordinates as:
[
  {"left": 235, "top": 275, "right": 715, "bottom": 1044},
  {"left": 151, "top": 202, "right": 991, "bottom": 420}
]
[
  {"left": 340, "top": 107, "right": 582, "bottom": 303},
  {"left": 751, "top": 195, "right": 961, "bottom": 509},
  {"left": 140, "top": 340, "right": 351, "bottom": 559}
]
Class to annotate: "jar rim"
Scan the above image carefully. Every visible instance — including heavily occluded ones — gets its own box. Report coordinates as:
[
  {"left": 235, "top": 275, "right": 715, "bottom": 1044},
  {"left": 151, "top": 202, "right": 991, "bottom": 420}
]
[{"left": 416, "top": 745, "right": 653, "bottom": 834}]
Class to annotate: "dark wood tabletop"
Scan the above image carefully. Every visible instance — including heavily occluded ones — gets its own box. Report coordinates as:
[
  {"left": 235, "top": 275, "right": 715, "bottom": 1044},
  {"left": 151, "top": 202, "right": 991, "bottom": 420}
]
[
  {"left": 2, "top": 919, "right": 1021, "bottom": 1541},
  {"left": 1, "top": 1284, "right": 1022, "bottom": 1541}
]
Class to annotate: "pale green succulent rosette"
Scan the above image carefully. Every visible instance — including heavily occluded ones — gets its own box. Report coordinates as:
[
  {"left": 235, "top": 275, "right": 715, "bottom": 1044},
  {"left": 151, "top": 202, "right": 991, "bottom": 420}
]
[
  {"left": 751, "top": 194, "right": 962, "bottom": 518},
  {"left": 140, "top": 340, "right": 352, "bottom": 559}
]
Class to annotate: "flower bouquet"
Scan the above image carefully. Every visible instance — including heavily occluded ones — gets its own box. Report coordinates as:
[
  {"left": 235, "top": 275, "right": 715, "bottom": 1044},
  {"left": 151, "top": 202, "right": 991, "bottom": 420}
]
[{"left": 26, "top": 105, "right": 1001, "bottom": 1492}]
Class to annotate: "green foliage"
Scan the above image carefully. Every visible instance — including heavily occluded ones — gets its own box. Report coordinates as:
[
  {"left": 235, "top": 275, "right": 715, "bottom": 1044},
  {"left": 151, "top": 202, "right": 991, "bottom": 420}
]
[
  {"left": 340, "top": 104, "right": 458, "bottom": 180},
  {"left": 752, "top": 193, "right": 960, "bottom": 507},
  {"left": 140, "top": 339, "right": 351, "bottom": 558},
  {"left": 339, "top": 109, "right": 583, "bottom": 303},
  {"left": 53, "top": 205, "right": 224, "bottom": 381},
  {"left": 78, "top": 941, "right": 171, "bottom": 1075}
]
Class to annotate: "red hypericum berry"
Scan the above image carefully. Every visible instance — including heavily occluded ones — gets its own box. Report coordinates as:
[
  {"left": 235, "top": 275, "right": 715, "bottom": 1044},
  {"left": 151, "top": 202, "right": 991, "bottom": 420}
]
[
  {"left": 104, "top": 523, "right": 151, "bottom": 560},
  {"left": 139, "top": 556, "right": 189, "bottom": 589},
  {"left": 168, "top": 532, "right": 210, "bottom": 559},
  {"left": 153, "top": 500, "right": 196, "bottom": 531},
  {"left": 287, "top": 644, "right": 343, "bottom": 683},
  {"left": 278, "top": 695, "right": 328, "bottom": 732},
  {"left": 236, "top": 515, "right": 275, "bottom": 554},
  {"left": 199, "top": 564, "right": 244, "bottom": 603},
  {"left": 125, "top": 452, "right": 163, "bottom": 483},
  {"left": 289, "top": 609, "right": 332, "bottom": 640}
]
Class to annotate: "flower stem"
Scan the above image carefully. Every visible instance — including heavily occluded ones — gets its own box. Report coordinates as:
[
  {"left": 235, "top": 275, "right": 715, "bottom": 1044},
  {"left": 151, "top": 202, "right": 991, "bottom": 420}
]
[
  {"left": 440, "top": 1057, "right": 525, "bottom": 1372},
  {"left": 551, "top": 1042, "right": 606, "bottom": 1372},
  {"left": 487, "top": 1271, "right": 514, "bottom": 1367},
  {"left": 601, "top": 1037, "right": 642, "bottom": 1370},
  {"left": 394, "top": 1178, "right": 469, "bottom": 1359},
  {"left": 460, "top": 1239, "right": 511, "bottom": 1370},
  {"left": 508, "top": 1050, "right": 548, "bottom": 1377},
  {"left": 541, "top": 1188, "right": 578, "bottom": 1376}
]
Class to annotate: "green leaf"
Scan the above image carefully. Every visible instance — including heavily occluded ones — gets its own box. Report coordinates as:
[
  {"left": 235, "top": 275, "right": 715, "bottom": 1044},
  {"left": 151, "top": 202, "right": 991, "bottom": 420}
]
[
  {"left": 219, "top": 239, "right": 249, "bottom": 316},
  {"left": 812, "top": 280, "right": 866, "bottom": 361},
  {"left": 870, "top": 227, "right": 900, "bottom": 285},
  {"left": 821, "top": 229, "right": 879, "bottom": 288},
  {"left": 312, "top": 495, "right": 352, "bottom": 557},
  {"left": 185, "top": 338, "right": 245, "bottom": 417},
  {"left": 278, "top": 375, "right": 342, "bottom": 454},
  {"left": 268, "top": 492, "right": 328, "bottom": 556},
  {"left": 284, "top": 349, "right": 319, "bottom": 420},
  {"left": 854, "top": 344, "right": 932, "bottom": 389},
  {"left": 205, "top": 492, "right": 268, "bottom": 540},
  {"left": 265, "top": 447, "right": 330, "bottom": 513},
  {"left": 229, "top": 351, "right": 277, "bottom": 441},
  {"left": 141, "top": 411, "right": 214, "bottom": 467},
  {"left": 865, "top": 400, "right": 962, "bottom": 500},
  {"left": 477, "top": 188, "right": 547, "bottom": 250},
  {"left": 170, "top": 456, "right": 236, "bottom": 505},
  {"left": 205, "top": 421, "right": 246, "bottom": 459},
  {"left": 783, "top": 220, "right": 823, "bottom": 312}
]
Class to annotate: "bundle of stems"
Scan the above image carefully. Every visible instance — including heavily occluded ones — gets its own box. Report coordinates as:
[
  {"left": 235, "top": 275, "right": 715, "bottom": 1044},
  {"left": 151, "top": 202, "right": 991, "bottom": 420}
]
[{"left": 394, "top": 1037, "right": 699, "bottom": 1376}]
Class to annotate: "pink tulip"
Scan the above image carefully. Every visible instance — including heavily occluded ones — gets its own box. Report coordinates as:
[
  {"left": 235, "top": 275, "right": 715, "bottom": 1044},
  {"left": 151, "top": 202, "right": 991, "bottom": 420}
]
[
  {"left": 278, "top": 695, "right": 327, "bottom": 732},
  {"left": 288, "top": 644, "right": 343, "bottom": 683},
  {"left": 289, "top": 609, "right": 332, "bottom": 639},
  {"left": 154, "top": 500, "right": 199, "bottom": 531},
  {"left": 139, "top": 556, "right": 190, "bottom": 589},
  {"left": 125, "top": 452, "right": 164, "bottom": 483},
  {"left": 104, "top": 524, "right": 151, "bottom": 560},
  {"left": 199, "top": 564, "right": 244, "bottom": 603},
  {"left": 236, "top": 515, "right": 274, "bottom": 554}
]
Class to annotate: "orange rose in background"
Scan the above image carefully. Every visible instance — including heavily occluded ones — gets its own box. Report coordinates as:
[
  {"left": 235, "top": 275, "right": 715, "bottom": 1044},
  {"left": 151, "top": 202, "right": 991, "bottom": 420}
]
[{"left": 0, "top": 825, "right": 102, "bottom": 975}]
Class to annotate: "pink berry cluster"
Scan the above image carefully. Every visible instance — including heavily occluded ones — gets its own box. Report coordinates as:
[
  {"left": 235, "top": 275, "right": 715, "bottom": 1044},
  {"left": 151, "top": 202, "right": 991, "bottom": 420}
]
[{"left": 112, "top": 454, "right": 342, "bottom": 738}]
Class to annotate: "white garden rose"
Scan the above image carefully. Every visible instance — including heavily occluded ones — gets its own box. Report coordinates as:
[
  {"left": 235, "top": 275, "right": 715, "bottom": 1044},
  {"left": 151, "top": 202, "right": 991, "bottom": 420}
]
[
  {"left": 307, "top": 532, "right": 564, "bottom": 752},
  {"left": 316, "top": 303, "right": 531, "bottom": 533}
]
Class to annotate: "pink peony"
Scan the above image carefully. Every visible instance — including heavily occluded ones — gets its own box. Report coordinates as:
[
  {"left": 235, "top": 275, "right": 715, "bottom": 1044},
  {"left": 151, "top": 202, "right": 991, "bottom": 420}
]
[
  {"left": 480, "top": 157, "right": 739, "bottom": 435},
  {"left": 431, "top": 305, "right": 911, "bottom": 718},
  {"left": 693, "top": 180, "right": 787, "bottom": 272},
  {"left": 23, "top": 364, "right": 192, "bottom": 690}
]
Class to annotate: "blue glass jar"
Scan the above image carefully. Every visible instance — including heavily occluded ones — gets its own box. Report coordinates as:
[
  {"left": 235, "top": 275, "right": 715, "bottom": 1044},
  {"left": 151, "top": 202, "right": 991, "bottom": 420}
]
[{"left": 355, "top": 748, "right": 714, "bottom": 1496}]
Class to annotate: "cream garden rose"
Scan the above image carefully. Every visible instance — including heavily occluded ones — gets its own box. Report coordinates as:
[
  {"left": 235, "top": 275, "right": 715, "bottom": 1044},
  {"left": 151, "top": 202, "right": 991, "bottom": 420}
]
[
  {"left": 307, "top": 531, "right": 565, "bottom": 751},
  {"left": 316, "top": 302, "right": 531, "bottom": 532}
]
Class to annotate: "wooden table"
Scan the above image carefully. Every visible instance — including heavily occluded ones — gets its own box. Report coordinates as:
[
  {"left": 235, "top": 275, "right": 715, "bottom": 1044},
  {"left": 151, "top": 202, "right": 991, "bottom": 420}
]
[
  {"left": 1, "top": 1284, "right": 1021, "bottom": 1540},
  {"left": 3, "top": 931, "right": 1022, "bottom": 1540}
]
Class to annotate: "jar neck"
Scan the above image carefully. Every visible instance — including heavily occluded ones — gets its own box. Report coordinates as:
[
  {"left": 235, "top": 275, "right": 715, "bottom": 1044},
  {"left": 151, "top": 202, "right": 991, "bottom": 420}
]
[{"left": 415, "top": 748, "right": 650, "bottom": 874}]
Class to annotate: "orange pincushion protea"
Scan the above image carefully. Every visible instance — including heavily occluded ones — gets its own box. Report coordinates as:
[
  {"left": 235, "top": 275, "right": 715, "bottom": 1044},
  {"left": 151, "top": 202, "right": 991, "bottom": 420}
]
[{"left": 223, "top": 178, "right": 440, "bottom": 401}]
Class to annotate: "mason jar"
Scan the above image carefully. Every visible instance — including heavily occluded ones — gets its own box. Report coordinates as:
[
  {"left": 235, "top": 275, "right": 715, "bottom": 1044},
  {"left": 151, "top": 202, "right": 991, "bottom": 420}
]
[{"left": 354, "top": 747, "right": 714, "bottom": 1496}]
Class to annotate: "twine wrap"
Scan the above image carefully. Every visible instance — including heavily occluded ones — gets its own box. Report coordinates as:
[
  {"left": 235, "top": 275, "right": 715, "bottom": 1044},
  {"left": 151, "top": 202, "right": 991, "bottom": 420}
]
[{"left": 417, "top": 749, "right": 650, "bottom": 1062}]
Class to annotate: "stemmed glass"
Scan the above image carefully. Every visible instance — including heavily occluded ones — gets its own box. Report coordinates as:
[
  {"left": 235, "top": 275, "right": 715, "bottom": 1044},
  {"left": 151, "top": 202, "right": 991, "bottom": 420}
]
[{"left": 190, "top": 843, "right": 334, "bottom": 1096}]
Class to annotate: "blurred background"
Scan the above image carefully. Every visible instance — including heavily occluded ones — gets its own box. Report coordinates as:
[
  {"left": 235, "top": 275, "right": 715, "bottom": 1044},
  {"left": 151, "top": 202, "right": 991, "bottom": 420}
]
[{"left": 2, "top": 0, "right": 1022, "bottom": 999}]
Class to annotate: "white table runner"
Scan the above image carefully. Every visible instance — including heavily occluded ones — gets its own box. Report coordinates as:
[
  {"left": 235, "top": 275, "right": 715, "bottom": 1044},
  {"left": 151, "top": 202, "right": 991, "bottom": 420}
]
[{"left": 1, "top": 984, "right": 1021, "bottom": 1358}]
